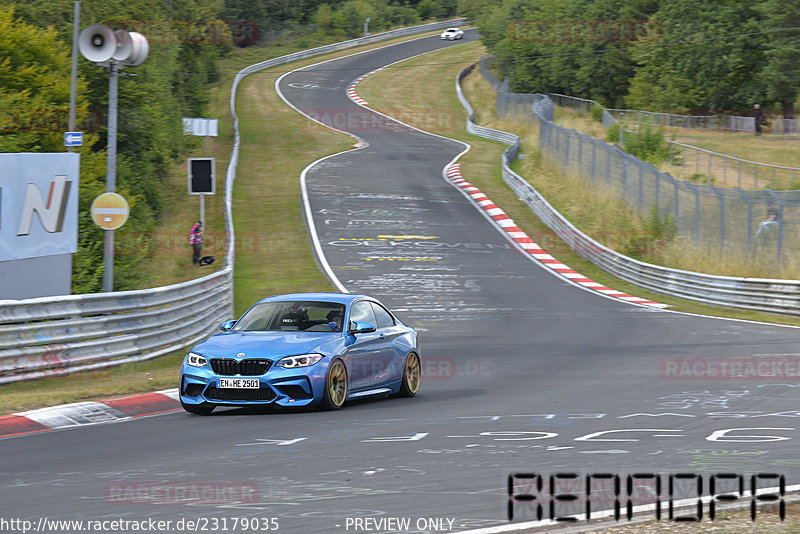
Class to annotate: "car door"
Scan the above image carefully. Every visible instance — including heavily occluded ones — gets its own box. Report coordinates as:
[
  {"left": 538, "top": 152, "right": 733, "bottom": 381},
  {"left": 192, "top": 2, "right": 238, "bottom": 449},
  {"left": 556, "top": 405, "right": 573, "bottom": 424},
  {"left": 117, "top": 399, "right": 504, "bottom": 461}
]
[
  {"left": 369, "top": 301, "right": 406, "bottom": 387},
  {"left": 346, "top": 300, "right": 388, "bottom": 391}
]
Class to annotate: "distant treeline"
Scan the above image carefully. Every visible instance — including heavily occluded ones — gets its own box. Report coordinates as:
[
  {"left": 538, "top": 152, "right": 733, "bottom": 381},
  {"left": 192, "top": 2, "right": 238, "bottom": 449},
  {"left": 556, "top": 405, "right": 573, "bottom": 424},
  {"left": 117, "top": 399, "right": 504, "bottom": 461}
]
[
  {"left": 473, "top": 0, "right": 799, "bottom": 117},
  {"left": 223, "top": 0, "right": 459, "bottom": 39}
]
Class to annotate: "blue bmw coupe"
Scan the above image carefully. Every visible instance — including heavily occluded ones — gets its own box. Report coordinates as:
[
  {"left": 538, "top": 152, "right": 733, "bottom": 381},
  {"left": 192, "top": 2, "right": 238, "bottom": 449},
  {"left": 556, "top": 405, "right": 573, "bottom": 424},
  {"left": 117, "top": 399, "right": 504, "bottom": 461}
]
[{"left": 179, "top": 293, "right": 420, "bottom": 413}]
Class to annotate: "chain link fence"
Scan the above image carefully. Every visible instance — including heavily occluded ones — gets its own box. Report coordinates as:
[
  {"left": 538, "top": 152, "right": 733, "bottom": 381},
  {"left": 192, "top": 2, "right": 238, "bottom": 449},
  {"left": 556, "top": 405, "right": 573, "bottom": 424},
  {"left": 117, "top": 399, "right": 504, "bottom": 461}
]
[
  {"left": 479, "top": 56, "right": 800, "bottom": 261},
  {"left": 600, "top": 110, "right": 800, "bottom": 190},
  {"left": 607, "top": 108, "right": 799, "bottom": 135}
]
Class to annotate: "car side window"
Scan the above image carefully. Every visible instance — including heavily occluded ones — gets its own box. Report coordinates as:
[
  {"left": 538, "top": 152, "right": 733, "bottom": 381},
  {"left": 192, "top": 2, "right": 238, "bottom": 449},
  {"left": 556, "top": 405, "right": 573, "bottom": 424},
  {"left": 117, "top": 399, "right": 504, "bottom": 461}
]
[
  {"left": 370, "top": 302, "right": 395, "bottom": 329},
  {"left": 349, "top": 301, "right": 376, "bottom": 327}
]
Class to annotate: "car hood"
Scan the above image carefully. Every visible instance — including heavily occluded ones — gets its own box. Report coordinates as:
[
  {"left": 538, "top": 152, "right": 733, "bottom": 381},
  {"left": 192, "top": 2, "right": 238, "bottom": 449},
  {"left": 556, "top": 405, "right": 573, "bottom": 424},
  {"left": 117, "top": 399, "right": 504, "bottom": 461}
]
[{"left": 192, "top": 331, "right": 342, "bottom": 359}]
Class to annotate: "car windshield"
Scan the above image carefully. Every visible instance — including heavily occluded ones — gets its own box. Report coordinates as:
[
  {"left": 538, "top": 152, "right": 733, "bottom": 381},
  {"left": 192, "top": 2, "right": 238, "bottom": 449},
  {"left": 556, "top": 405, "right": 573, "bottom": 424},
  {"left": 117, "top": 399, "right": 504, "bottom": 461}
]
[{"left": 233, "top": 301, "right": 346, "bottom": 332}]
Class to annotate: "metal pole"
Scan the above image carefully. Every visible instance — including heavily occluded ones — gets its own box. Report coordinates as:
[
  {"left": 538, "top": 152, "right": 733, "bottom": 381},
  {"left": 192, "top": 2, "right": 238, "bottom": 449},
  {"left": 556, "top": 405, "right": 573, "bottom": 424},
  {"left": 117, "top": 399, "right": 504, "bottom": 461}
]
[
  {"left": 67, "top": 0, "right": 80, "bottom": 153},
  {"left": 202, "top": 134, "right": 209, "bottom": 229},
  {"left": 103, "top": 62, "right": 119, "bottom": 293}
]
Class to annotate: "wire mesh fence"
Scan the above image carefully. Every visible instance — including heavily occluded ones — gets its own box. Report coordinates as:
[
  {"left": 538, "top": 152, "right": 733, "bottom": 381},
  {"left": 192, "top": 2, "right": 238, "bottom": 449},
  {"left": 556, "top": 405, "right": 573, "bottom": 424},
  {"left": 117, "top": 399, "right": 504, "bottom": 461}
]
[
  {"left": 606, "top": 108, "right": 799, "bottom": 135},
  {"left": 479, "top": 56, "right": 800, "bottom": 261}
]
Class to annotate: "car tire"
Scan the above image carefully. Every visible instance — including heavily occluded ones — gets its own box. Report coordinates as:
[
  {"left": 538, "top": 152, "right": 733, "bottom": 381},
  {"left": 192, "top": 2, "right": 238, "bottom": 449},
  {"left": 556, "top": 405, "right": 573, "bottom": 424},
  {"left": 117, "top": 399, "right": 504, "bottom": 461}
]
[
  {"left": 397, "top": 352, "right": 421, "bottom": 397},
  {"left": 181, "top": 400, "right": 215, "bottom": 415},
  {"left": 320, "top": 359, "right": 348, "bottom": 410}
]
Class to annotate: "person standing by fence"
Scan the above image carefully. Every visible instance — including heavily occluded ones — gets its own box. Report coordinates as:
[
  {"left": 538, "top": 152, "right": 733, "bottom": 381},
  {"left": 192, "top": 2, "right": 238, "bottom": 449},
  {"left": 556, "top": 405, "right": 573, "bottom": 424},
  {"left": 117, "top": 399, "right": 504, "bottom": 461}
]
[
  {"left": 754, "top": 104, "right": 764, "bottom": 136},
  {"left": 189, "top": 221, "right": 203, "bottom": 265}
]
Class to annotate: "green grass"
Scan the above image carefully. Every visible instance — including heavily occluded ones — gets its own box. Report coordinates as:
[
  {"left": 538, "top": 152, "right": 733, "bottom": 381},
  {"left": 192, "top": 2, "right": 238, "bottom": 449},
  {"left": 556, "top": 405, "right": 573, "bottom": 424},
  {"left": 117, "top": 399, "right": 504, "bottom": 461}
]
[
  {"left": 358, "top": 42, "right": 800, "bottom": 327},
  {"left": 0, "top": 29, "right": 450, "bottom": 416}
]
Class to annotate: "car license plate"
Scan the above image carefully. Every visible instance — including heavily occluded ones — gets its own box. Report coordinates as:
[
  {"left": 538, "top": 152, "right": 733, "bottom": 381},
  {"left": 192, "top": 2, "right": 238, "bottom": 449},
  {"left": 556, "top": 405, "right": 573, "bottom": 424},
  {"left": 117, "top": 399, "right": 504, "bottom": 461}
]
[{"left": 217, "top": 378, "right": 259, "bottom": 388}]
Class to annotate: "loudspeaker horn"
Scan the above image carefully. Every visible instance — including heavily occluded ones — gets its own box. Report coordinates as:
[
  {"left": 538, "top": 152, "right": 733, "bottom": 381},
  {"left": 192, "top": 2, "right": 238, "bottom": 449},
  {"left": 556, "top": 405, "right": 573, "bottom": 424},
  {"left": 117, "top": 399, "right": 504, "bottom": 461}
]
[
  {"left": 123, "top": 32, "right": 149, "bottom": 66},
  {"left": 111, "top": 29, "right": 133, "bottom": 62},
  {"left": 78, "top": 24, "right": 117, "bottom": 64}
]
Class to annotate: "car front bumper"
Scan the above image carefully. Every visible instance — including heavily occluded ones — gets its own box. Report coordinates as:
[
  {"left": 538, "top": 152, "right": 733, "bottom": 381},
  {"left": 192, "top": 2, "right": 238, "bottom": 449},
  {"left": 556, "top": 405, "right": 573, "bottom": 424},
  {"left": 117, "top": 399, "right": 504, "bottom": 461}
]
[{"left": 179, "top": 360, "right": 330, "bottom": 408}]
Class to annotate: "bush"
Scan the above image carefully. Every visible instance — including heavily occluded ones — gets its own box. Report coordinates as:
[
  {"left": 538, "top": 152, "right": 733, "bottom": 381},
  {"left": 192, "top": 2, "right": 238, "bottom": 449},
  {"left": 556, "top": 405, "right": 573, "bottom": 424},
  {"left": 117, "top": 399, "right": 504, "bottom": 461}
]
[
  {"left": 622, "top": 124, "right": 671, "bottom": 165},
  {"left": 591, "top": 105, "right": 605, "bottom": 122},
  {"left": 606, "top": 123, "right": 620, "bottom": 143},
  {"left": 687, "top": 173, "right": 715, "bottom": 185}
]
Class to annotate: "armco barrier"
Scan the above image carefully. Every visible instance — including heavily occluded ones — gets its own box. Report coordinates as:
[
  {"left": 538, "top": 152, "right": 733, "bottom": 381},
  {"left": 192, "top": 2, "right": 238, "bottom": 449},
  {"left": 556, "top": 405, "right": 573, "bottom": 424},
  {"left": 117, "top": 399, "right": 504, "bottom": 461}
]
[
  {"left": 0, "top": 19, "right": 465, "bottom": 384},
  {"left": 457, "top": 65, "right": 800, "bottom": 316}
]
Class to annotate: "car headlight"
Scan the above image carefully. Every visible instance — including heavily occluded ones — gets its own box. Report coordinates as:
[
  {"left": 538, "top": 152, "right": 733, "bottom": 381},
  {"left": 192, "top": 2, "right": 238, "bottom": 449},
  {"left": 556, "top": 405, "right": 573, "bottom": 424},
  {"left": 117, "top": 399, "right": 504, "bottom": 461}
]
[
  {"left": 275, "top": 353, "right": 324, "bottom": 369},
  {"left": 185, "top": 352, "right": 208, "bottom": 368}
]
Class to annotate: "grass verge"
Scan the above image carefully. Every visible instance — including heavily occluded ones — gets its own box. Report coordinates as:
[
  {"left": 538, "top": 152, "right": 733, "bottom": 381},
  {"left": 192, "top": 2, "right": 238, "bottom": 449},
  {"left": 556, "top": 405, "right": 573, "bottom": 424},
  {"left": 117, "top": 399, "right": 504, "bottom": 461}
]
[
  {"left": 0, "top": 29, "right": 451, "bottom": 416},
  {"left": 357, "top": 41, "right": 800, "bottom": 327}
]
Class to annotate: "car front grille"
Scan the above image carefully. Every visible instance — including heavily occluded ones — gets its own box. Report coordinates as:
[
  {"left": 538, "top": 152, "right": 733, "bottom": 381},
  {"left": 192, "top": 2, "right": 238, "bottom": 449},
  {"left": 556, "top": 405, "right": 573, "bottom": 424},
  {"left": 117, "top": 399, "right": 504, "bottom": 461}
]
[
  {"left": 205, "top": 386, "right": 277, "bottom": 402},
  {"left": 210, "top": 358, "right": 272, "bottom": 376}
]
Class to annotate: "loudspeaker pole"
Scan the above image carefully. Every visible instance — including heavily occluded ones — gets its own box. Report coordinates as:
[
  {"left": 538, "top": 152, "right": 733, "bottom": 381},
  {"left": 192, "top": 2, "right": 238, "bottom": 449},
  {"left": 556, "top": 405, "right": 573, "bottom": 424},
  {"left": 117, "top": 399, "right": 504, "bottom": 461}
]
[
  {"left": 79, "top": 23, "right": 148, "bottom": 292},
  {"left": 103, "top": 61, "right": 119, "bottom": 293},
  {"left": 68, "top": 1, "right": 80, "bottom": 154}
]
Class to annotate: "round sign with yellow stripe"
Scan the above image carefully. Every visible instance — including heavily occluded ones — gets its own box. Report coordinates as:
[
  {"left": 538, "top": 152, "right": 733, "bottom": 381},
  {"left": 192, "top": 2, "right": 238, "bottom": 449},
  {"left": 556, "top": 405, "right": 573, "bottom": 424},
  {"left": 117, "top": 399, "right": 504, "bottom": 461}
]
[{"left": 90, "top": 192, "right": 129, "bottom": 230}]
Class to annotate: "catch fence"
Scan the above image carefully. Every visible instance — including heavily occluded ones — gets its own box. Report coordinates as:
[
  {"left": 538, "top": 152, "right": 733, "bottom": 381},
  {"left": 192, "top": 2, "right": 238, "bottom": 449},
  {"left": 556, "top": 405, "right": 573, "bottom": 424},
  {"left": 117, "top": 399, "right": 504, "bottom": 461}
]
[{"left": 480, "top": 57, "right": 800, "bottom": 260}]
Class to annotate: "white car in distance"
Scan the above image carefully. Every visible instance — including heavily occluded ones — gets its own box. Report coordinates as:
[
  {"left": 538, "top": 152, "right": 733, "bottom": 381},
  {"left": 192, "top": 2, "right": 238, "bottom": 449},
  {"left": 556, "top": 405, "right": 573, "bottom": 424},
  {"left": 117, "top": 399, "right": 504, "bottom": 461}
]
[{"left": 440, "top": 28, "right": 464, "bottom": 40}]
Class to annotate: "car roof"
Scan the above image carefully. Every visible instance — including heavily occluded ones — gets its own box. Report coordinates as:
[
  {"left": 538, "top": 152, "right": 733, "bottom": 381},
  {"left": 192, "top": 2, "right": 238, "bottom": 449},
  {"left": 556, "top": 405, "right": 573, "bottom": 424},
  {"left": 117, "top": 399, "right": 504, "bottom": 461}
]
[{"left": 256, "top": 292, "right": 372, "bottom": 305}]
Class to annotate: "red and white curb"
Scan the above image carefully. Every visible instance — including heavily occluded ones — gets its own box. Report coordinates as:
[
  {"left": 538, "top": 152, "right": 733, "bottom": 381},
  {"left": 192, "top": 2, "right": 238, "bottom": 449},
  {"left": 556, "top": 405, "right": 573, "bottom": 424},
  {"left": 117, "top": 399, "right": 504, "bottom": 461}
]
[
  {"left": 346, "top": 67, "right": 384, "bottom": 107},
  {"left": 0, "top": 389, "right": 180, "bottom": 439},
  {"left": 446, "top": 164, "right": 668, "bottom": 308}
]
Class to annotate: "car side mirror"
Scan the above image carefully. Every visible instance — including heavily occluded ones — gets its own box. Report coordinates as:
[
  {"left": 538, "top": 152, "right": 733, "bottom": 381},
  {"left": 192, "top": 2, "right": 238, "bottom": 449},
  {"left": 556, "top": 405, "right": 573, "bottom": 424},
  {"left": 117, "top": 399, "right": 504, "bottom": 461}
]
[
  {"left": 219, "top": 319, "right": 237, "bottom": 332},
  {"left": 349, "top": 320, "right": 376, "bottom": 334}
]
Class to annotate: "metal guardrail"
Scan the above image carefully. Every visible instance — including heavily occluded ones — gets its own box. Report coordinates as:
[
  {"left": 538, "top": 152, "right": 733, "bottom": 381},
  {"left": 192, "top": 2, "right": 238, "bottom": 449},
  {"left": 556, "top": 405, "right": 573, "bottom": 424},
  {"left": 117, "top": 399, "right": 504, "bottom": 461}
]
[
  {"left": 457, "top": 64, "right": 800, "bottom": 317},
  {"left": 0, "top": 19, "right": 465, "bottom": 384}
]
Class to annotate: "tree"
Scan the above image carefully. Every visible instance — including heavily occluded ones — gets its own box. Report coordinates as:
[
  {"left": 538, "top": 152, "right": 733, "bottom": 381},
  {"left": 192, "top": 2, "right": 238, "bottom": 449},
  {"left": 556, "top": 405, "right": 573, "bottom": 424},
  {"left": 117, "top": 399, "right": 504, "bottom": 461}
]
[
  {"left": 0, "top": 8, "right": 91, "bottom": 152},
  {"left": 625, "top": 0, "right": 767, "bottom": 113},
  {"left": 756, "top": 0, "right": 800, "bottom": 118},
  {"left": 417, "top": 0, "right": 444, "bottom": 20}
]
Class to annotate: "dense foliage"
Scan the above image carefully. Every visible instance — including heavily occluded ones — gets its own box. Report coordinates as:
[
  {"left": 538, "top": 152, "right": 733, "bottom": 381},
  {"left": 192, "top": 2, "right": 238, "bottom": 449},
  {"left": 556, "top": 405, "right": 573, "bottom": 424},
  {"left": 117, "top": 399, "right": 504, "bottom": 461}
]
[
  {"left": 2, "top": 0, "right": 462, "bottom": 293},
  {"left": 222, "top": 0, "right": 458, "bottom": 39},
  {"left": 475, "top": 0, "right": 800, "bottom": 117},
  {"left": 2, "top": 0, "right": 230, "bottom": 293}
]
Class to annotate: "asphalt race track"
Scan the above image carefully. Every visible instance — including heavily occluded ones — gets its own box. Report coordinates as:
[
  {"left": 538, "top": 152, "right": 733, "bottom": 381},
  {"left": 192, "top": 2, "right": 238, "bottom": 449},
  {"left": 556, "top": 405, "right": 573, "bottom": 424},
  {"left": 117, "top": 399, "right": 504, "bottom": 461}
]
[{"left": 3, "top": 30, "right": 800, "bottom": 534}]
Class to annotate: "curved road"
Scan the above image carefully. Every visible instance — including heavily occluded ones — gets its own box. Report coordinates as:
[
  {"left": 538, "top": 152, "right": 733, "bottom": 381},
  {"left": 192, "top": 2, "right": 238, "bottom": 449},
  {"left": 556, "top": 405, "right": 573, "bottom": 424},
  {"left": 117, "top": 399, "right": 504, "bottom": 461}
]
[{"left": 2, "top": 31, "right": 800, "bottom": 533}]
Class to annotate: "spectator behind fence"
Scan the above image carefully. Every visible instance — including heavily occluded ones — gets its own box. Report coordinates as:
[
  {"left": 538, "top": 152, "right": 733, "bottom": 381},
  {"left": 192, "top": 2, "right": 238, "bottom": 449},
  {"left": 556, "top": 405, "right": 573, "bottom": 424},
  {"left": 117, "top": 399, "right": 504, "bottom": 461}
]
[
  {"left": 753, "top": 104, "right": 764, "bottom": 136},
  {"left": 754, "top": 202, "right": 780, "bottom": 237}
]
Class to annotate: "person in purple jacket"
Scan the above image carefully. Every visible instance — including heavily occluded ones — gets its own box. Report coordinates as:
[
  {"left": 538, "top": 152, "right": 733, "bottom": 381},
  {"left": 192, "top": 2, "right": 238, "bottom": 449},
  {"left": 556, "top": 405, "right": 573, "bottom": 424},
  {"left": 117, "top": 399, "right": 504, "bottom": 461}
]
[{"left": 189, "top": 221, "right": 203, "bottom": 264}]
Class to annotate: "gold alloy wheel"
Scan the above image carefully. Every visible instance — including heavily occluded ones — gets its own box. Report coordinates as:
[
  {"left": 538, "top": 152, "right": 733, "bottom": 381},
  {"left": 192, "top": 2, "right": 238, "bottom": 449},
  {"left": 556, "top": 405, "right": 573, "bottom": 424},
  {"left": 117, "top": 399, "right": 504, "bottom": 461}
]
[
  {"left": 404, "top": 353, "right": 420, "bottom": 394},
  {"left": 327, "top": 360, "right": 347, "bottom": 407}
]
